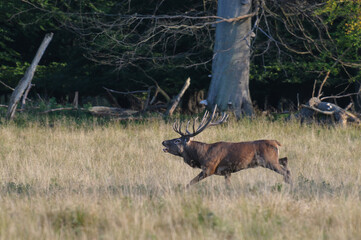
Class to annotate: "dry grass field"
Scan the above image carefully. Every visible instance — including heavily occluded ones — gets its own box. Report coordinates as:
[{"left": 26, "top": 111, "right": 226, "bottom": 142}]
[{"left": 0, "top": 117, "right": 360, "bottom": 239}]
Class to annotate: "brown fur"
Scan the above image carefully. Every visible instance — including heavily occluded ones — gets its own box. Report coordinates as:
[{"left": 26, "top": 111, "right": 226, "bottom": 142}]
[{"left": 162, "top": 138, "right": 292, "bottom": 187}]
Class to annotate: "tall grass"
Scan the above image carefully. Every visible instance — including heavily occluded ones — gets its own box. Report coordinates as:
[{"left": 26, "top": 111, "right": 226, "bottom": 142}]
[{"left": 0, "top": 117, "right": 360, "bottom": 239}]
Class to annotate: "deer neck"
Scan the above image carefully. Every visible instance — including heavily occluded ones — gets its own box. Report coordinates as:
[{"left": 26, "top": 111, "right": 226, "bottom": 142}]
[{"left": 182, "top": 141, "right": 208, "bottom": 168}]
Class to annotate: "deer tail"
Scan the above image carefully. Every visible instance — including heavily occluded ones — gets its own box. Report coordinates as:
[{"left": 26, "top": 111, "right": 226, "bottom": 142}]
[
  {"left": 274, "top": 140, "right": 282, "bottom": 147},
  {"left": 270, "top": 140, "right": 282, "bottom": 157}
]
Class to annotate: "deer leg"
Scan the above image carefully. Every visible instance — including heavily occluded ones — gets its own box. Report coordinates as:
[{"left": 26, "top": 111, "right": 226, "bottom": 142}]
[
  {"left": 278, "top": 157, "right": 292, "bottom": 185},
  {"left": 285, "top": 168, "right": 292, "bottom": 186},
  {"left": 186, "top": 164, "right": 217, "bottom": 188},
  {"left": 186, "top": 171, "right": 208, "bottom": 188},
  {"left": 265, "top": 162, "right": 292, "bottom": 185},
  {"left": 279, "top": 157, "right": 288, "bottom": 168}
]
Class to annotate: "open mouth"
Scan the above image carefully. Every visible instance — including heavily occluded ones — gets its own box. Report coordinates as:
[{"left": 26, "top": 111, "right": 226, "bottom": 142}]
[{"left": 163, "top": 148, "right": 169, "bottom": 152}]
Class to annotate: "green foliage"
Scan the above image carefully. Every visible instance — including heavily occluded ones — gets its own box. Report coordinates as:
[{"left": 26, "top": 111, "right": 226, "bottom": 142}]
[
  {"left": 0, "top": 0, "right": 208, "bottom": 100},
  {"left": 249, "top": 0, "right": 361, "bottom": 107},
  {"left": 319, "top": 0, "right": 361, "bottom": 47},
  {"left": 0, "top": 28, "right": 20, "bottom": 63},
  {"left": 0, "top": 0, "right": 360, "bottom": 110},
  {"left": 0, "top": 62, "right": 67, "bottom": 91}
]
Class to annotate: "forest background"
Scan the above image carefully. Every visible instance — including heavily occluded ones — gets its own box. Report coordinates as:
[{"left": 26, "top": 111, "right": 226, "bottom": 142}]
[{"left": 0, "top": 0, "right": 361, "bottom": 113}]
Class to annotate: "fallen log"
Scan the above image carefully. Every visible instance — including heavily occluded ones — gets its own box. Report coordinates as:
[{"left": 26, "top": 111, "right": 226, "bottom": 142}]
[
  {"left": 88, "top": 106, "right": 138, "bottom": 117},
  {"left": 41, "top": 107, "right": 85, "bottom": 114},
  {"left": 295, "top": 97, "right": 361, "bottom": 126}
]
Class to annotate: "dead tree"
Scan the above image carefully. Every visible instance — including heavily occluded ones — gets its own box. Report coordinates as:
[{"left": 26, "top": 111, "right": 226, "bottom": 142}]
[
  {"left": 6, "top": 33, "right": 54, "bottom": 120},
  {"left": 165, "top": 77, "right": 191, "bottom": 116},
  {"left": 295, "top": 69, "right": 361, "bottom": 126},
  {"left": 298, "top": 97, "right": 360, "bottom": 126}
]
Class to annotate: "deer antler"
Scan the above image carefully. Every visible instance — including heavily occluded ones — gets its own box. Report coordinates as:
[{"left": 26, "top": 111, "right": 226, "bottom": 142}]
[{"left": 172, "top": 105, "right": 228, "bottom": 137}]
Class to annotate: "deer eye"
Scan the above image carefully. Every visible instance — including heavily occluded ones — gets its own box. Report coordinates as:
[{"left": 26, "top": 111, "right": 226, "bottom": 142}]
[{"left": 174, "top": 139, "right": 181, "bottom": 144}]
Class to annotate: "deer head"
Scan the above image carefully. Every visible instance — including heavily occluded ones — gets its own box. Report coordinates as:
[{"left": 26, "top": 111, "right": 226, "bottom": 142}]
[{"left": 162, "top": 105, "right": 228, "bottom": 157}]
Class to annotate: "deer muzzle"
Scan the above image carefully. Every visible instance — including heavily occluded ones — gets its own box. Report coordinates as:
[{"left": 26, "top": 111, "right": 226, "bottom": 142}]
[{"left": 162, "top": 141, "right": 169, "bottom": 152}]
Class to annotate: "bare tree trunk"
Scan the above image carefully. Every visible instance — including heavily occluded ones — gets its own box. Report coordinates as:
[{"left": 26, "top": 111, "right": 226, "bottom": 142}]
[
  {"left": 6, "top": 33, "right": 54, "bottom": 120},
  {"left": 207, "top": 0, "right": 253, "bottom": 117},
  {"left": 165, "top": 77, "right": 191, "bottom": 116},
  {"left": 73, "top": 91, "right": 79, "bottom": 109},
  {"left": 20, "top": 83, "right": 34, "bottom": 110},
  {"left": 355, "top": 80, "right": 361, "bottom": 112}
]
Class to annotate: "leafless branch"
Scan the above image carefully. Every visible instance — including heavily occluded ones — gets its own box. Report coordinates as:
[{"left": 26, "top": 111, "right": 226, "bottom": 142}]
[
  {"left": 0, "top": 80, "right": 15, "bottom": 91},
  {"left": 103, "top": 87, "right": 148, "bottom": 95},
  {"left": 321, "top": 93, "right": 359, "bottom": 101},
  {"left": 317, "top": 70, "right": 330, "bottom": 98},
  {"left": 316, "top": 48, "right": 351, "bottom": 98}
]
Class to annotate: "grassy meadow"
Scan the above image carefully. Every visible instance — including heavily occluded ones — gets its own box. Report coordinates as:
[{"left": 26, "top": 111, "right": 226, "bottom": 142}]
[{"left": 0, "top": 116, "right": 360, "bottom": 239}]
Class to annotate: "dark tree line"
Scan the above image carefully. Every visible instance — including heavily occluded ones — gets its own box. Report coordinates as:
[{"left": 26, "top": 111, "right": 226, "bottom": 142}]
[{"left": 0, "top": 0, "right": 360, "bottom": 113}]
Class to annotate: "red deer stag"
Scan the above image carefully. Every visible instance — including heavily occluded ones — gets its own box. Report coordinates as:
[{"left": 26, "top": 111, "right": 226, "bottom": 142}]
[{"left": 162, "top": 106, "right": 292, "bottom": 187}]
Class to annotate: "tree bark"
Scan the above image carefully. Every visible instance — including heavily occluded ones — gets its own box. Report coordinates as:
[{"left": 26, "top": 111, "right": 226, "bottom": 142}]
[
  {"left": 207, "top": 0, "right": 253, "bottom": 117},
  {"left": 6, "top": 33, "right": 54, "bottom": 120},
  {"left": 355, "top": 80, "right": 361, "bottom": 112},
  {"left": 21, "top": 83, "right": 34, "bottom": 110},
  {"left": 165, "top": 77, "right": 191, "bottom": 116}
]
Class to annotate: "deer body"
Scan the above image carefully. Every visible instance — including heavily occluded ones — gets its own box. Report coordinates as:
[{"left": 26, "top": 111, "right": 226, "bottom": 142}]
[{"left": 162, "top": 106, "right": 292, "bottom": 187}]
